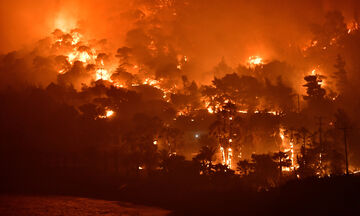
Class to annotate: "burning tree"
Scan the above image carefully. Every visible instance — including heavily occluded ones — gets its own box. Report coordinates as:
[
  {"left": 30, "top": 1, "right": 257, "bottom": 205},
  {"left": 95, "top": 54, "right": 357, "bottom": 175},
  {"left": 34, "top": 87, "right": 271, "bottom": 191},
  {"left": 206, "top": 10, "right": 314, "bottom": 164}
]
[
  {"left": 209, "top": 102, "right": 239, "bottom": 169},
  {"left": 303, "top": 75, "right": 326, "bottom": 102},
  {"left": 193, "top": 136, "right": 217, "bottom": 175},
  {"left": 273, "top": 151, "right": 292, "bottom": 178},
  {"left": 236, "top": 159, "right": 253, "bottom": 176}
]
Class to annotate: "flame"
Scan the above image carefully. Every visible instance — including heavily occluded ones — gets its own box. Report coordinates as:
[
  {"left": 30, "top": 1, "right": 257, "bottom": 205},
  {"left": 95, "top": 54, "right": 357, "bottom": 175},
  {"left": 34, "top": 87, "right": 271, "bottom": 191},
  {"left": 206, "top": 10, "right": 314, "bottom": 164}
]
[
  {"left": 71, "top": 32, "right": 81, "bottom": 45},
  {"left": 220, "top": 146, "right": 226, "bottom": 165},
  {"left": 279, "top": 127, "right": 296, "bottom": 171},
  {"left": 310, "top": 69, "right": 325, "bottom": 86},
  {"left": 289, "top": 140, "right": 294, "bottom": 169},
  {"left": 96, "top": 68, "right": 112, "bottom": 81},
  {"left": 267, "top": 111, "right": 278, "bottom": 115},
  {"left": 310, "top": 68, "right": 325, "bottom": 86},
  {"left": 207, "top": 107, "right": 214, "bottom": 114},
  {"left": 227, "top": 147, "right": 232, "bottom": 168},
  {"left": 99, "top": 109, "right": 114, "bottom": 119},
  {"left": 248, "top": 56, "right": 263, "bottom": 66},
  {"left": 55, "top": 30, "right": 120, "bottom": 84},
  {"left": 143, "top": 78, "right": 160, "bottom": 88},
  {"left": 106, "top": 110, "right": 114, "bottom": 117},
  {"left": 347, "top": 21, "right": 359, "bottom": 34},
  {"left": 311, "top": 69, "right": 316, "bottom": 75},
  {"left": 302, "top": 40, "right": 318, "bottom": 51},
  {"left": 279, "top": 128, "right": 285, "bottom": 140}
]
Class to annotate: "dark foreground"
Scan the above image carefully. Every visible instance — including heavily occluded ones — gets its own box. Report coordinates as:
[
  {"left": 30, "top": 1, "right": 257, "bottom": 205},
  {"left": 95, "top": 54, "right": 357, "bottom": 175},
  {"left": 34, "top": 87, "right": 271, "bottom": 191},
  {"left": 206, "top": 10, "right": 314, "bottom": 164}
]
[
  {"left": 1, "top": 173, "right": 360, "bottom": 216},
  {"left": 0, "top": 195, "right": 170, "bottom": 216}
]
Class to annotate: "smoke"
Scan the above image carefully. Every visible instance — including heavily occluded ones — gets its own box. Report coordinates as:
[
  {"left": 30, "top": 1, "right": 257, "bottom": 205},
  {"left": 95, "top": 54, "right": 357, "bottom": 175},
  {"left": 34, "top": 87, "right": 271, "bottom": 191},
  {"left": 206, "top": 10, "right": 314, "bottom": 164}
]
[
  {"left": 1, "top": 0, "right": 360, "bottom": 87},
  {"left": 2, "top": 0, "right": 360, "bottom": 168},
  {"left": 1, "top": 0, "right": 358, "bottom": 52}
]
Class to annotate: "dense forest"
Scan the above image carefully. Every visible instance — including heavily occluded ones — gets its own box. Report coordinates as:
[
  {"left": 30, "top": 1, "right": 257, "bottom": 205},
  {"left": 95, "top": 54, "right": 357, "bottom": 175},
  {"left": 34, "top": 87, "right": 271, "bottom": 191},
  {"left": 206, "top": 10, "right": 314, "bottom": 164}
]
[{"left": 1, "top": 2, "right": 360, "bottom": 214}]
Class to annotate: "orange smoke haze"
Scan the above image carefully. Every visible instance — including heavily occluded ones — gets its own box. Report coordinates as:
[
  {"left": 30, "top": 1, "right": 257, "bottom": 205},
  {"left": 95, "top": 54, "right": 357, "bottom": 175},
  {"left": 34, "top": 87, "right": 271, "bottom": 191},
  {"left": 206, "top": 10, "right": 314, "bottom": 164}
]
[
  {"left": 0, "top": 0, "right": 133, "bottom": 53},
  {"left": 1, "top": 0, "right": 360, "bottom": 85},
  {"left": 1, "top": 1, "right": 358, "bottom": 52}
]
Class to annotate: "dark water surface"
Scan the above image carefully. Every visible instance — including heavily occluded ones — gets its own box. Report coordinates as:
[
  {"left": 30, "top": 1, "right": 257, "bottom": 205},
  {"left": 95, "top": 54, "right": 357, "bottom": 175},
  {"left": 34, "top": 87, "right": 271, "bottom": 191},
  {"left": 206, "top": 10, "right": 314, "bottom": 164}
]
[{"left": 0, "top": 195, "right": 171, "bottom": 216}]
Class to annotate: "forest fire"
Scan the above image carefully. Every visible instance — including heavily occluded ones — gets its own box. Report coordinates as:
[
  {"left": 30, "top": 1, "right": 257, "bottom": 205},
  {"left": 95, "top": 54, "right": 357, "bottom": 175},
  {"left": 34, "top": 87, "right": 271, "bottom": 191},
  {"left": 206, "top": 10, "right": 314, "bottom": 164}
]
[
  {"left": 98, "top": 109, "right": 115, "bottom": 119},
  {"left": 1, "top": 1, "right": 360, "bottom": 215},
  {"left": 248, "top": 56, "right": 263, "bottom": 67}
]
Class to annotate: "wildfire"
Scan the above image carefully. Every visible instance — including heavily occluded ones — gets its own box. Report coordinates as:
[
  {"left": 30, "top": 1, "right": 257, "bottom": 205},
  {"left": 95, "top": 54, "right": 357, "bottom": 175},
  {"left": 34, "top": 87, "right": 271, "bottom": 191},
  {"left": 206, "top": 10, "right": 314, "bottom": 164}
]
[
  {"left": 220, "top": 146, "right": 226, "bottom": 165},
  {"left": 207, "top": 107, "right": 214, "bottom": 114},
  {"left": 289, "top": 140, "right": 294, "bottom": 169},
  {"left": 227, "top": 147, "right": 233, "bottom": 169},
  {"left": 71, "top": 32, "right": 81, "bottom": 45},
  {"left": 347, "top": 21, "right": 359, "bottom": 34},
  {"left": 56, "top": 30, "right": 107, "bottom": 82},
  {"left": 176, "top": 55, "right": 188, "bottom": 70},
  {"left": 317, "top": 79, "right": 324, "bottom": 86},
  {"left": 96, "top": 68, "right": 112, "bottom": 81},
  {"left": 279, "top": 128, "right": 285, "bottom": 140},
  {"left": 248, "top": 56, "right": 263, "bottom": 66},
  {"left": 219, "top": 146, "right": 233, "bottom": 169},
  {"left": 99, "top": 110, "right": 114, "bottom": 119},
  {"left": 106, "top": 110, "right": 114, "bottom": 117},
  {"left": 53, "top": 29, "right": 179, "bottom": 96},
  {"left": 279, "top": 127, "right": 295, "bottom": 171},
  {"left": 143, "top": 78, "right": 161, "bottom": 89}
]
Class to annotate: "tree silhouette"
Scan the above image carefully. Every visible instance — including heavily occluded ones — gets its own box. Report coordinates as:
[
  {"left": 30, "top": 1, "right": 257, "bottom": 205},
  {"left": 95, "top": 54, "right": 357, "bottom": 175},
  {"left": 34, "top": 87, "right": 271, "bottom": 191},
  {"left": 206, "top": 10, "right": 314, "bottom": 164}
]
[
  {"left": 236, "top": 159, "right": 253, "bottom": 176},
  {"left": 251, "top": 154, "right": 278, "bottom": 188},
  {"left": 332, "top": 55, "right": 348, "bottom": 94},
  {"left": 273, "top": 151, "right": 292, "bottom": 178},
  {"left": 194, "top": 145, "right": 216, "bottom": 175},
  {"left": 334, "top": 109, "right": 351, "bottom": 175},
  {"left": 303, "top": 75, "right": 326, "bottom": 101}
]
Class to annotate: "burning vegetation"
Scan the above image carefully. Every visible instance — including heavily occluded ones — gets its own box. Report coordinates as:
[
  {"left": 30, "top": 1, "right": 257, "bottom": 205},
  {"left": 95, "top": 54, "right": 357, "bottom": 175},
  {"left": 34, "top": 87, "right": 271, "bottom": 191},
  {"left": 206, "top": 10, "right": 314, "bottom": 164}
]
[{"left": 2, "top": 1, "right": 360, "bottom": 204}]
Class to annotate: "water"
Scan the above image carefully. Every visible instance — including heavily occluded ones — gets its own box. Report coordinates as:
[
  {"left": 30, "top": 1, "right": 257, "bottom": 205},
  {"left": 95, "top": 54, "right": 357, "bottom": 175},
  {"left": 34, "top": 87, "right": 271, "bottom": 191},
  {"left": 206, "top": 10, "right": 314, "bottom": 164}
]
[{"left": 0, "top": 195, "right": 170, "bottom": 216}]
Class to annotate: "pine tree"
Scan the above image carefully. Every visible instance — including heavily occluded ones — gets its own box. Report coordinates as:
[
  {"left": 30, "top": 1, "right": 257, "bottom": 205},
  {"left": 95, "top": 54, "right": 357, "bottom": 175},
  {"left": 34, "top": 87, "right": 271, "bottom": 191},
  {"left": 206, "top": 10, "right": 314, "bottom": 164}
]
[
  {"left": 332, "top": 55, "right": 348, "bottom": 94},
  {"left": 303, "top": 75, "right": 326, "bottom": 101}
]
